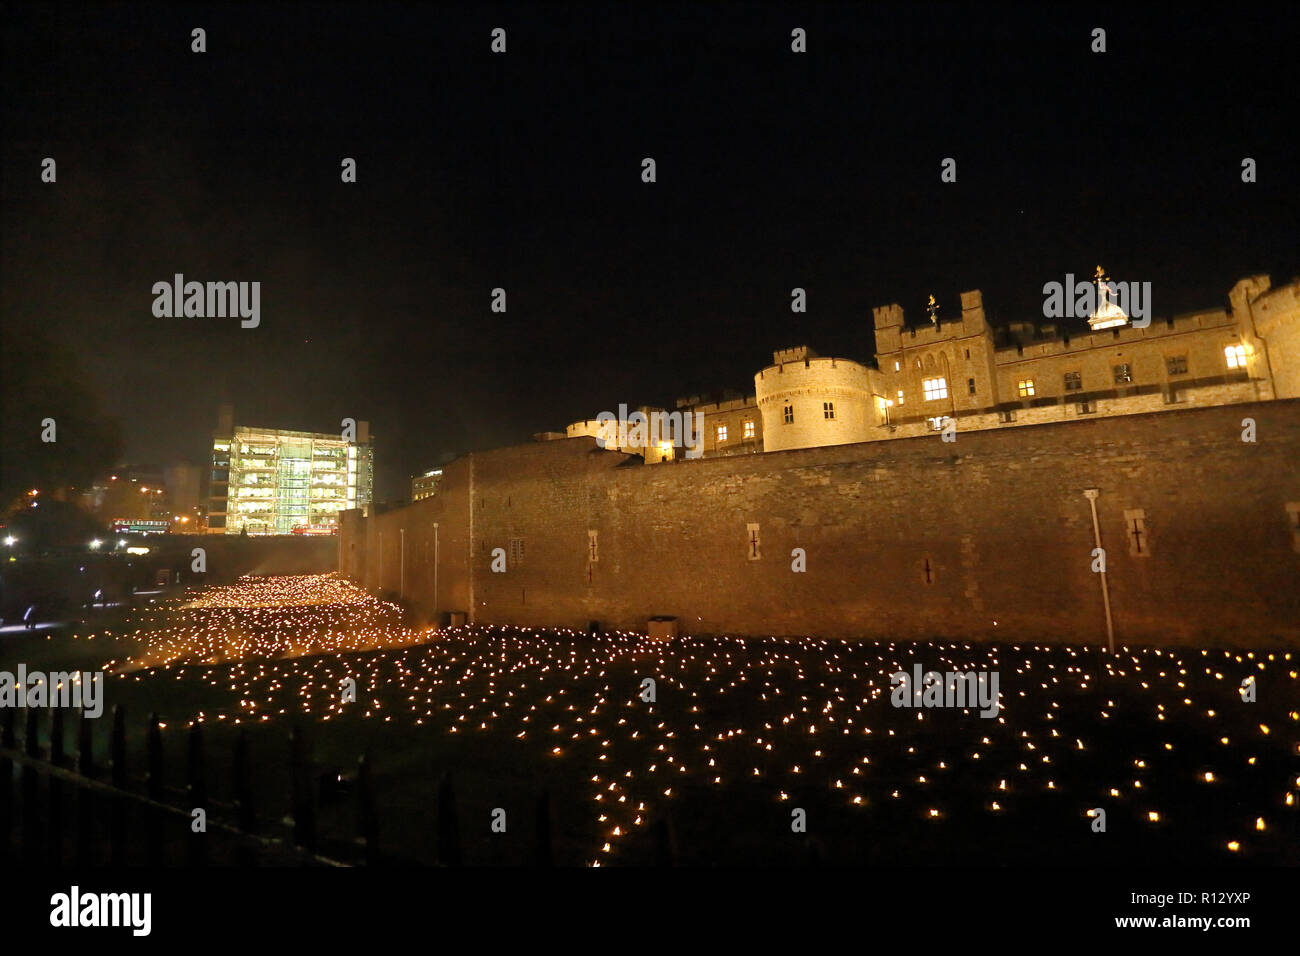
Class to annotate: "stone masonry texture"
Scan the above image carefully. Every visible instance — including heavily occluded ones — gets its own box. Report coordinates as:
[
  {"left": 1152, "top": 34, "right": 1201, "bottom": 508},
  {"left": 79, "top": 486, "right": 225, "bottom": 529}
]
[{"left": 341, "top": 399, "right": 1300, "bottom": 649}]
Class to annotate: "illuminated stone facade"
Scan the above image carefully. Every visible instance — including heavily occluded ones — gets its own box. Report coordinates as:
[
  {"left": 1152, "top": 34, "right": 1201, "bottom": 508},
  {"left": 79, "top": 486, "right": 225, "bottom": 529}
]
[
  {"left": 342, "top": 398, "right": 1300, "bottom": 646},
  {"left": 673, "top": 393, "right": 762, "bottom": 458},
  {"left": 754, "top": 347, "right": 881, "bottom": 452},
  {"left": 554, "top": 274, "right": 1300, "bottom": 455},
  {"left": 869, "top": 276, "right": 1299, "bottom": 442}
]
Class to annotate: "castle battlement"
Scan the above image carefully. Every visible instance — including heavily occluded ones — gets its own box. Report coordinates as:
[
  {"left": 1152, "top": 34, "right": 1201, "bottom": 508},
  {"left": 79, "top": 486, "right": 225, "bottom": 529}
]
[{"left": 554, "top": 275, "right": 1299, "bottom": 460}]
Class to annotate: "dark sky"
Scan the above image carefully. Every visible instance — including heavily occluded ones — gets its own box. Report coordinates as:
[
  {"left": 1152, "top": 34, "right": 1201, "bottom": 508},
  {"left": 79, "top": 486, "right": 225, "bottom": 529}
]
[{"left": 3, "top": 2, "right": 1297, "bottom": 500}]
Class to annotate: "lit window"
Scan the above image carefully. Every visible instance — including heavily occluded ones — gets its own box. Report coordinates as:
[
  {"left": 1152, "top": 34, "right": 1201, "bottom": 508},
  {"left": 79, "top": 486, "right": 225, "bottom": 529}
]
[
  {"left": 1064, "top": 371, "right": 1082, "bottom": 391},
  {"left": 922, "top": 377, "right": 948, "bottom": 401},
  {"left": 1017, "top": 379, "right": 1035, "bottom": 397},
  {"left": 823, "top": 402, "right": 835, "bottom": 420},
  {"left": 783, "top": 405, "right": 794, "bottom": 424},
  {"left": 1113, "top": 364, "right": 1132, "bottom": 384},
  {"left": 716, "top": 424, "right": 728, "bottom": 442},
  {"left": 743, "top": 420, "right": 755, "bottom": 439},
  {"left": 894, "top": 360, "right": 900, "bottom": 371},
  {"left": 1225, "top": 344, "right": 1247, "bottom": 369},
  {"left": 896, "top": 389, "right": 905, "bottom": 406}
]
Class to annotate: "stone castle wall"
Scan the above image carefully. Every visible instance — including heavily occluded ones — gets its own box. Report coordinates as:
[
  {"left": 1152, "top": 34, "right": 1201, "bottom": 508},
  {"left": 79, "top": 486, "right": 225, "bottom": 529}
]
[{"left": 341, "top": 399, "right": 1300, "bottom": 648}]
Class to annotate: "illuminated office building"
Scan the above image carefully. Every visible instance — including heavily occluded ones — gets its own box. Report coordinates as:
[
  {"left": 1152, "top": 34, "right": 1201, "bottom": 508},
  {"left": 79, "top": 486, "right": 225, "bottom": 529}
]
[{"left": 207, "top": 418, "right": 373, "bottom": 534}]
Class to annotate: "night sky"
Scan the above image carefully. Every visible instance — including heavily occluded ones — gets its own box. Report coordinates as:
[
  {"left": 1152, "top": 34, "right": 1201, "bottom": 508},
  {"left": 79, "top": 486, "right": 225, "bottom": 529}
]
[{"left": 3, "top": 2, "right": 1297, "bottom": 501}]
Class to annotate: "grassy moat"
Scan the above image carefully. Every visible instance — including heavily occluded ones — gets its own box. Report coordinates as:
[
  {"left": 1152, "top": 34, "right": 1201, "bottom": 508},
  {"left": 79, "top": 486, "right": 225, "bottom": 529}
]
[{"left": 3, "top": 573, "right": 1296, "bottom": 866}]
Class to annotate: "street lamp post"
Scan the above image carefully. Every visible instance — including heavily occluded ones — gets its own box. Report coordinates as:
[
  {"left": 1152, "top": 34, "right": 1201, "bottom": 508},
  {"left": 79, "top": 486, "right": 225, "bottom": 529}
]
[{"left": 1083, "top": 488, "right": 1115, "bottom": 654}]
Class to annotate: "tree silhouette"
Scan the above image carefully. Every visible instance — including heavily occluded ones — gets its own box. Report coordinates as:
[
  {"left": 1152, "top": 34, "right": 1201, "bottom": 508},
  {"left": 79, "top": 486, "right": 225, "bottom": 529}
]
[{"left": 0, "top": 325, "right": 122, "bottom": 514}]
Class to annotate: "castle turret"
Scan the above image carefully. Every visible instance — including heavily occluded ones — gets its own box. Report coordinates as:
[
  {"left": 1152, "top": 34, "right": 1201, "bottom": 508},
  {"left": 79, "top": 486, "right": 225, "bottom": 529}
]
[
  {"left": 1230, "top": 275, "right": 1300, "bottom": 400},
  {"left": 754, "top": 347, "right": 880, "bottom": 452},
  {"left": 873, "top": 303, "right": 905, "bottom": 353}
]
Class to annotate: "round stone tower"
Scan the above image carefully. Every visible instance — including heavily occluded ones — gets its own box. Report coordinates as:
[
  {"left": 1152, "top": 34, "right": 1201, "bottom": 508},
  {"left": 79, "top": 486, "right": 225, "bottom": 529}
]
[{"left": 754, "top": 346, "right": 879, "bottom": 452}]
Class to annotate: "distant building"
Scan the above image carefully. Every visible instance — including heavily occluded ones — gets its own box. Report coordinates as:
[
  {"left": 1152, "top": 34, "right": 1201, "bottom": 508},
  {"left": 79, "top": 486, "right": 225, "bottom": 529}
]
[
  {"left": 412, "top": 469, "right": 443, "bottom": 502},
  {"left": 163, "top": 462, "right": 202, "bottom": 518},
  {"left": 207, "top": 412, "right": 373, "bottom": 535},
  {"left": 79, "top": 465, "right": 172, "bottom": 523}
]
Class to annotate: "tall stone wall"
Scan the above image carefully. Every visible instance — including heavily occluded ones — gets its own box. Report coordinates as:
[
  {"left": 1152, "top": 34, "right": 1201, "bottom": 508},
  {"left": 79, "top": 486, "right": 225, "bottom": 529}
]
[
  {"left": 340, "top": 400, "right": 1300, "bottom": 648},
  {"left": 340, "top": 454, "right": 473, "bottom": 619}
]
